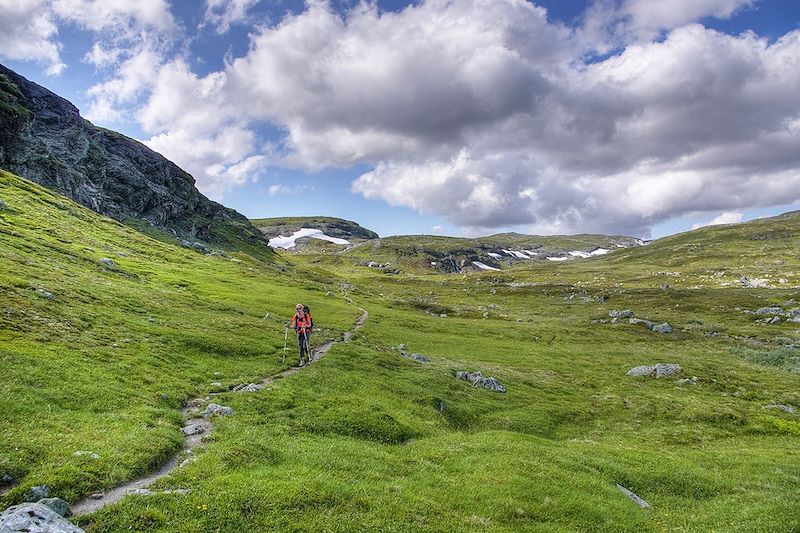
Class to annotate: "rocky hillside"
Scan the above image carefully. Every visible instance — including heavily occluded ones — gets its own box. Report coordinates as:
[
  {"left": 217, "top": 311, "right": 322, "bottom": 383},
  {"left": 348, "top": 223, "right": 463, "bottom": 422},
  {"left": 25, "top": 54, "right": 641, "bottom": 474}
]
[
  {"left": 252, "top": 216, "right": 379, "bottom": 242},
  {"left": 0, "top": 63, "right": 272, "bottom": 260}
]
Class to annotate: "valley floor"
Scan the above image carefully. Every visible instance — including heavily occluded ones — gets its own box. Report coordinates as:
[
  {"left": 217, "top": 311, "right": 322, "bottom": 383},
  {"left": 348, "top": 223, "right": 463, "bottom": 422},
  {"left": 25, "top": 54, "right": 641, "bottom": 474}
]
[{"left": 2, "top": 172, "right": 800, "bottom": 531}]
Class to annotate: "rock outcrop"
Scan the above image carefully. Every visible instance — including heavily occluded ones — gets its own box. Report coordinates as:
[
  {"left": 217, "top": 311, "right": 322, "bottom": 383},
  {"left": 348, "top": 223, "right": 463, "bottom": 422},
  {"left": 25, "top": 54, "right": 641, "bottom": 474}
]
[{"left": 0, "top": 64, "right": 272, "bottom": 257}]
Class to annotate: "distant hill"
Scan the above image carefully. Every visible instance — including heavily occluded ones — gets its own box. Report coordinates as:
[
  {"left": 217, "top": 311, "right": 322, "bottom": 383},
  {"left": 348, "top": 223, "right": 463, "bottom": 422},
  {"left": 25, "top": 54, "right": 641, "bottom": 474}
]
[
  {"left": 343, "top": 233, "right": 642, "bottom": 273},
  {"left": 252, "top": 216, "right": 379, "bottom": 250},
  {"left": 0, "top": 63, "right": 272, "bottom": 260}
]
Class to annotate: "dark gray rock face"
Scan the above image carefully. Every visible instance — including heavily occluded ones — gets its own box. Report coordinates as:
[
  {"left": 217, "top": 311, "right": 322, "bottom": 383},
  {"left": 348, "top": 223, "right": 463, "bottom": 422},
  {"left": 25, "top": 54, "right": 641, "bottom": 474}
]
[
  {"left": 0, "top": 502, "right": 85, "bottom": 532},
  {"left": 0, "top": 64, "right": 271, "bottom": 255},
  {"left": 651, "top": 323, "right": 673, "bottom": 334}
]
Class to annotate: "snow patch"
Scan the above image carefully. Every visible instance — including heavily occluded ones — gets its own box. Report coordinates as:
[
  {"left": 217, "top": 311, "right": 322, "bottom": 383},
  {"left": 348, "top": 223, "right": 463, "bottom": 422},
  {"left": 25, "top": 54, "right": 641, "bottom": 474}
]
[
  {"left": 590, "top": 248, "right": 610, "bottom": 256},
  {"left": 268, "top": 228, "right": 351, "bottom": 249},
  {"left": 569, "top": 251, "right": 591, "bottom": 258},
  {"left": 487, "top": 252, "right": 503, "bottom": 259},
  {"left": 472, "top": 261, "right": 500, "bottom": 271},
  {"left": 546, "top": 257, "right": 569, "bottom": 262}
]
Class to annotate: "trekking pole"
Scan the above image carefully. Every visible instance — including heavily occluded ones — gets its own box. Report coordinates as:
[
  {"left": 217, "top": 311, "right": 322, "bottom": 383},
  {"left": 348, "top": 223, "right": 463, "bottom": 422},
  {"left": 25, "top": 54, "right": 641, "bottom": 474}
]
[
  {"left": 305, "top": 334, "right": 312, "bottom": 363},
  {"left": 283, "top": 324, "right": 289, "bottom": 364}
]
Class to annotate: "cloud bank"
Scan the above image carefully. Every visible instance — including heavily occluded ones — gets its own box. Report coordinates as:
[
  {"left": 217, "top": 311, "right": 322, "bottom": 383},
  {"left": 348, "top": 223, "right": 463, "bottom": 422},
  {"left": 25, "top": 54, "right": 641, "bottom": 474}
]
[{"left": 2, "top": 0, "right": 799, "bottom": 236}]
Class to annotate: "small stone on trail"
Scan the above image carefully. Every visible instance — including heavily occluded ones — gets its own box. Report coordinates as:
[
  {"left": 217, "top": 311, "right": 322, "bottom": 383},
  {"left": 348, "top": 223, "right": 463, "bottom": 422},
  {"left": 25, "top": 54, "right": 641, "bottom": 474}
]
[
  {"left": 127, "top": 488, "right": 155, "bottom": 496},
  {"left": 232, "top": 383, "right": 262, "bottom": 392},
  {"left": 25, "top": 484, "right": 51, "bottom": 502},
  {"left": 37, "top": 497, "right": 70, "bottom": 517},
  {"left": 181, "top": 424, "right": 205, "bottom": 436},
  {"left": 763, "top": 404, "right": 797, "bottom": 414},
  {"left": 455, "top": 371, "right": 506, "bottom": 393},
  {"left": 615, "top": 484, "right": 650, "bottom": 508},
  {"left": 201, "top": 403, "right": 234, "bottom": 417},
  {"left": 0, "top": 503, "right": 85, "bottom": 533}
]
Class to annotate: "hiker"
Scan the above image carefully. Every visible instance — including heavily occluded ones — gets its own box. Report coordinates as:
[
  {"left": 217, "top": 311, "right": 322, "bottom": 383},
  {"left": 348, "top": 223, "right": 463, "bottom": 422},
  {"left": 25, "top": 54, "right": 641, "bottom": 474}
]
[{"left": 291, "top": 303, "right": 313, "bottom": 366}]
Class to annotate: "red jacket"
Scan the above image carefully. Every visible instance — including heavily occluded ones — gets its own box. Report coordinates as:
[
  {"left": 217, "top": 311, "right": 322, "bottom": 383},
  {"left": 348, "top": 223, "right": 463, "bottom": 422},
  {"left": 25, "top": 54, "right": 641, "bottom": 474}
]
[{"left": 291, "top": 313, "right": 312, "bottom": 334}]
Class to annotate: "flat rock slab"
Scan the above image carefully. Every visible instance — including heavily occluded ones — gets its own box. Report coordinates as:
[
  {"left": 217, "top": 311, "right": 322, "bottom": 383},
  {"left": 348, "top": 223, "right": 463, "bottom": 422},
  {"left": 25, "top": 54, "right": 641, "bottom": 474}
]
[
  {"left": 615, "top": 484, "right": 650, "bottom": 508},
  {"left": 402, "top": 353, "right": 429, "bottom": 363},
  {"left": 764, "top": 404, "right": 797, "bottom": 414},
  {"left": 627, "top": 364, "right": 683, "bottom": 378},
  {"left": 181, "top": 424, "right": 206, "bottom": 436},
  {"left": 456, "top": 371, "right": 506, "bottom": 393},
  {"left": 0, "top": 503, "right": 85, "bottom": 533},
  {"left": 201, "top": 403, "right": 234, "bottom": 417}
]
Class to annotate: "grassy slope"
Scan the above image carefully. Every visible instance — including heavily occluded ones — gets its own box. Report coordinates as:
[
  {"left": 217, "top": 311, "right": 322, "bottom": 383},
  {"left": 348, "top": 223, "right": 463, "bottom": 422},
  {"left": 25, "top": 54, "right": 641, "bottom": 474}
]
[
  {"left": 0, "top": 170, "right": 359, "bottom": 505},
  {"left": 3, "top": 171, "right": 800, "bottom": 531}
]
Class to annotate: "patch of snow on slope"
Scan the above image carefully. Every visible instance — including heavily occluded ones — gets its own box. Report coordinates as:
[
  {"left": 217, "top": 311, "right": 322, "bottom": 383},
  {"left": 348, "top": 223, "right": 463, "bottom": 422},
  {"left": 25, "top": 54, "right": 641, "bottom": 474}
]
[
  {"left": 569, "top": 251, "right": 591, "bottom": 258},
  {"left": 590, "top": 248, "right": 610, "bottom": 256},
  {"left": 506, "top": 250, "right": 529, "bottom": 259},
  {"left": 546, "top": 256, "right": 569, "bottom": 262},
  {"left": 487, "top": 252, "right": 503, "bottom": 259},
  {"left": 473, "top": 261, "right": 500, "bottom": 271},
  {"left": 268, "top": 228, "right": 351, "bottom": 249}
]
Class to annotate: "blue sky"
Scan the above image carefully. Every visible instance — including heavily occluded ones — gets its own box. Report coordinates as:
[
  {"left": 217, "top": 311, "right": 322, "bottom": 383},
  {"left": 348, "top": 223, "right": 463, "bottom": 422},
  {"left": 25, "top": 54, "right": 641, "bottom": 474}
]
[{"left": 1, "top": 0, "right": 799, "bottom": 238}]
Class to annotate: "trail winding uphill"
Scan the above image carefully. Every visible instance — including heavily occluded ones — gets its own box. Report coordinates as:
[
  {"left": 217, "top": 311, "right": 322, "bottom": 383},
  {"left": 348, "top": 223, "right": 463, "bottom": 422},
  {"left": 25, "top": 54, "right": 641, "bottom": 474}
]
[{"left": 71, "top": 307, "right": 368, "bottom": 517}]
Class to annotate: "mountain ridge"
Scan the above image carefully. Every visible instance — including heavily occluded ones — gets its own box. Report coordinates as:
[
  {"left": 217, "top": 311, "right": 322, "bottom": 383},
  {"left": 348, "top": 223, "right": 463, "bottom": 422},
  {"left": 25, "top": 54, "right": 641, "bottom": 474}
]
[{"left": 0, "top": 63, "right": 272, "bottom": 260}]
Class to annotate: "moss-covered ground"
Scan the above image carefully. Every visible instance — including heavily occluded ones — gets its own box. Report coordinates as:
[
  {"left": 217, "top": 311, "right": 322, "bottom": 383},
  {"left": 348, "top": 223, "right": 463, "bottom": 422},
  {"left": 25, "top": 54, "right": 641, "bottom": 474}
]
[{"left": 2, "top": 170, "right": 799, "bottom": 531}]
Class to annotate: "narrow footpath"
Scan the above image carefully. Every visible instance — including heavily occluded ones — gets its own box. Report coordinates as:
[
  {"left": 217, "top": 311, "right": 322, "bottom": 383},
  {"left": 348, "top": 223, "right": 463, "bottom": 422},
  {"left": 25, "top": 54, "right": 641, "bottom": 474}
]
[{"left": 72, "top": 307, "right": 368, "bottom": 516}]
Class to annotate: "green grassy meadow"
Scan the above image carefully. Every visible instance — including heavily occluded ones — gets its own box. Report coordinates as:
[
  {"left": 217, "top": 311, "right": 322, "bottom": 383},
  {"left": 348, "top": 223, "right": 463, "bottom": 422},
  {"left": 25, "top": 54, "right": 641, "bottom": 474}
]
[{"left": 2, "top": 170, "right": 800, "bottom": 531}]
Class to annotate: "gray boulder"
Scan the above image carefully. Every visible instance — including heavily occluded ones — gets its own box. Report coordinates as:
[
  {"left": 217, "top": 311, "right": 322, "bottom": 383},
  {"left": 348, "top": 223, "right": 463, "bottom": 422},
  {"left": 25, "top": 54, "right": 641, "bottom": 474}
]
[
  {"left": 768, "top": 316, "right": 782, "bottom": 325},
  {"left": 764, "top": 404, "right": 797, "bottom": 414},
  {"left": 72, "top": 451, "right": 99, "bottom": 459},
  {"left": 651, "top": 323, "right": 673, "bottom": 334},
  {"left": 675, "top": 377, "right": 698, "bottom": 386},
  {"left": 755, "top": 306, "right": 783, "bottom": 315},
  {"left": 98, "top": 258, "right": 115, "bottom": 268},
  {"left": 35, "top": 288, "right": 54, "bottom": 300},
  {"left": 0, "top": 503, "right": 85, "bottom": 533},
  {"left": 24, "top": 485, "right": 50, "bottom": 502},
  {"left": 201, "top": 403, "right": 234, "bottom": 417},
  {"left": 455, "top": 371, "right": 506, "bottom": 393},
  {"left": 626, "top": 364, "right": 682, "bottom": 378},
  {"left": 37, "top": 498, "right": 70, "bottom": 517},
  {"left": 0, "top": 199, "right": 5, "bottom": 210}
]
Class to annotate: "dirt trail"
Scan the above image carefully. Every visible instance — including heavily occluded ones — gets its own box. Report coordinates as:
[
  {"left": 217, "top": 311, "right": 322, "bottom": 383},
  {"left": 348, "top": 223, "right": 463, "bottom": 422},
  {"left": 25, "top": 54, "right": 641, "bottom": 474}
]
[{"left": 72, "top": 307, "right": 368, "bottom": 516}]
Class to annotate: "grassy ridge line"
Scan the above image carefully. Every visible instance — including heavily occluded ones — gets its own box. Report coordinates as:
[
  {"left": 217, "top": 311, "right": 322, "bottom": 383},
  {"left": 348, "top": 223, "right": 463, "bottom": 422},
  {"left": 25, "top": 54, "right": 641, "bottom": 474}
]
[
  {"left": 503, "top": 211, "right": 800, "bottom": 288},
  {"left": 0, "top": 170, "right": 359, "bottom": 505}
]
